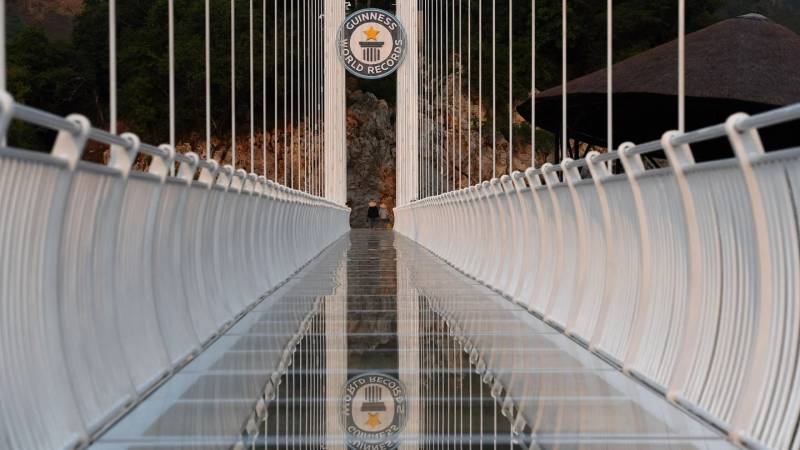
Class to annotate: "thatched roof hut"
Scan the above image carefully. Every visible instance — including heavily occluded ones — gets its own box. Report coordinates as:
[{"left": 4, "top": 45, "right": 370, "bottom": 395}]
[{"left": 518, "top": 14, "right": 800, "bottom": 159}]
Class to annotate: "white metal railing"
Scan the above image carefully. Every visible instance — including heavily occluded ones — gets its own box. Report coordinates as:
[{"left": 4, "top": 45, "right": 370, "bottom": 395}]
[
  {"left": 395, "top": 102, "right": 800, "bottom": 450},
  {"left": 0, "top": 91, "right": 349, "bottom": 450}
]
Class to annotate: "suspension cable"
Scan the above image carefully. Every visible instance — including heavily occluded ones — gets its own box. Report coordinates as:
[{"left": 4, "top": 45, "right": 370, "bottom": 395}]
[
  {"left": 109, "top": 0, "right": 117, "bottom": 134},
  {"left": 678, "top": 0, "right": 685, "bottom": 132},
  {"left": 250, "top": 0, "right": 255, "bottom": 172},
  {"left": 607, "top": 0, "right": 613, "bottom": 155},
  {"left": 421, "top": 0, "right": 432, "bottom": 198},
  {"left": 283, "top": 0, "right": 288, "bottom": 185},
  {"left": 561, "top": 0, "right": 566, "bottom": 161},
  {"left": 531, "top": 0, "right": 535, "bottom": 168},
  {"left": 458, "top": 0, "right": 462, "bottom": 190},
  {"left": 438, "top": 0, "right": 443, "bottom": 194},
  {"left": 168, "top": 0, "right": 175, "bottom": 174},
  {"left": 508, "top": 0, "right": 513, "bottom": 175},
  {"left": 492, "top": 0, "right": 496, "bottom": 179},
  {"left": 262, "top": 0, "right": 267, "bottom": 176},
  {"left": 425, "top": 0, "right": 430, "bottom": 198},
  {"left": 445, "top": 0, "right": 450, "bottom": 192},
  {"left": 308, "top": 0, "right": 313, "bottom": 193},
  {"left": 478, "top": 0, "right": 482, "bottom": 182},
  {"left": 296, "top": 0, "right": 301, "bottom": 190},
  {"left": 231, "top": 0, "right": 236, "bottom": 170},
  {"left": 468, "top": 0, "right": 472, "bottom": 186},
  {"left": 447, "top": 0, "right": 456, "bottom": 191},
  {"left": 290, "top": 0, "right": 294, "bottom": 188},
  {"left": 0, "top": 0, "right": 5, "bottom": 93},
  {"left": 206, "top": 0, "right": 211, "bottom": 160},
  {"left": 274, "top": 0, "right": 279, "bottom": 180},
  {"left": 302, "top": 0, "right": 306, "bottom": 192}
]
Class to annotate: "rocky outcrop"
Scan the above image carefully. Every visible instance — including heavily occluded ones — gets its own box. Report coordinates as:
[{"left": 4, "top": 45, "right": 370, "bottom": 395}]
[{"left": 346, "top": 88, "right": 397, "bottom": 228}]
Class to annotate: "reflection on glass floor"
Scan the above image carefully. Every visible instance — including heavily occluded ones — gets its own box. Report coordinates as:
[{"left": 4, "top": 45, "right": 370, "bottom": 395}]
[{"left": 92, "top": 230, "right": 736, "bottom": 450}]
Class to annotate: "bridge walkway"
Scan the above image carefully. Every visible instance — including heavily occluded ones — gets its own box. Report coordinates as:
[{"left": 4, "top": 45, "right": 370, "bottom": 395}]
[{"left": 91, "top": 230, "right": 735, "bottom": 450}]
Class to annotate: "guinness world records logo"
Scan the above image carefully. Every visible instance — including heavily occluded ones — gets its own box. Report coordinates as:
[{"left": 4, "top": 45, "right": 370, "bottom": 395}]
[
  {"left": 337, "top": 8, "right": 407, "bottom": 79},
  {"left": 340, "top": 373, "right": 408, "bottom": 450}
]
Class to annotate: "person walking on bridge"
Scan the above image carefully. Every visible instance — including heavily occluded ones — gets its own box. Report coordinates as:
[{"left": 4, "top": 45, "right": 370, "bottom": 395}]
[{"left": 367, "top": 200, "right": 379, "bottom": 229}]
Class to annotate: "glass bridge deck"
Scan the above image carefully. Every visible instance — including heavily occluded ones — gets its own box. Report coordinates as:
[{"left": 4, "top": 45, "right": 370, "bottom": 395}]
[{"left": 92, "top": 230, "right": 736, "bottom": 450}]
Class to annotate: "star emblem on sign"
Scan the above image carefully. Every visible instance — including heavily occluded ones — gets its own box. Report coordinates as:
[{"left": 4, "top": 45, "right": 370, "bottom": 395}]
[{"left": 363, "top": 26, "right": 380, "bottom": 41}]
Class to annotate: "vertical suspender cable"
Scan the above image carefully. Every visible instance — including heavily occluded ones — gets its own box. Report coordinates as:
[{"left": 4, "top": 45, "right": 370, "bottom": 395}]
[
  {"left": 206, "top": 0, "right": 212, "bottom": 160},
  {"left": 318, "top": 0, "right": 322, "bottom": 195},
  {"left": 437, "top": 0, "right": 442, "bottom": 194},
  {"left": 478, "top": 0, "right": 482, "bottom": 182},
  {"left": 427, "top": 0, "right": 431, "bottom": 197},
  {"left": 531, "top": 0, "right": 535, "bottom": 168},
  {"left": 250, "top": 0, "right": 255, "bottom": 172},
  {"left": 607, "top": 0, "right": 612, "bottom": 155},
  {"left": 0, "top": 0, "right": 5, "bottom": 93},
  {"left": 262, "top": 0, "right": 267, "bottom": 176},
  {"left": 424, "top": 0, "right": 429, "bottom": 198},
  {"left": 274, "top": 0, "right": 279, "bottom": 179},
  {"left": 318, "top": 0, "right": 321, "bottom": 195},
  {"left": 467, "top": 0, "right": 471, "bottom": 186},
  {"left": 441, "top": 0, "right": 445, "bottom": 193},
  {"left": 430, "top": 0, "right": 434, "bottom": 197},
  {"left": 301, "top": 0, "right": 305, "bottom": 191},
  {"left": 449, "top": 0, "right": 453, "bottom": 193},
  {"left": 419, "top": 0, "right": 423, "bottom": 198},
  {"left": 168, "top": 0, "right": 176, "bottom": 175},
  {"left": 289, "top": 0, "right": 294, "bottom": 188},
  {"left": 109, "top": 0, "right": 117, "bottom": 134},
  {"left": 491, "top": 0, "right": 496, "bottom": 179},
  {"left": 296, "top": 0, "right": 301, "bottom": 190},
  {"left": 301, "top": 0, "right": 306, "bottom": 192},
  {"left": 561, "top": 0, "right": 566, "bottom": 161},
  {"left": 296, "top": 0, "right": 301, "bottom": 191},
  {"left": 451, "top": 0, "right": 455, "bottom": 191},
  {"left": 678, "top": 0, "right": 685, "bottom": 132},
  {"left": 433, "top": 0, "right": 436, "bottom": 196},
  {"left": 231, "top": 0, "right": 236, "bottom": 170},
  {"left": 283, "top": 0, "right": 288, "bottom": 184},
  {"left": 308, "top": 1, "right": 312, "bottom": 194},
  {"left": 309, "top": 0, "right": 313, "bottom": 194},
  {"left": 445, "top": 0, "right": 450, "bottom": 192},
  {"left": 310, "top": 1, "right": 313, "bottom": 194},
  {"left": 458, "top": 0, "right": 462, "bottom": 190},
  {"left": 434, "top": 0, "right": 438, "bottom": 194},
  {"left": 315, "top": 0, "right": 319, "bottom": 195},
  {"left": 508, "top": 0, "right": 512, "bottom": 175}
]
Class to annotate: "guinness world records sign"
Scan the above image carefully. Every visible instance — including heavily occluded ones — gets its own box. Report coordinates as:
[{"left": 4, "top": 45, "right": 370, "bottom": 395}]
[{"left": 337, "top": 8, "right": 408, "bottom": 79}]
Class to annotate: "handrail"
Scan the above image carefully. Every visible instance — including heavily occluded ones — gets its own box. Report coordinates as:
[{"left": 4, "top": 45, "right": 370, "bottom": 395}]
[
  {"left": 0, "top": 92, "right": 339, "bottom": 205},
  {"left": 14, "top": 103, "right": 82, "bottom": 134}
]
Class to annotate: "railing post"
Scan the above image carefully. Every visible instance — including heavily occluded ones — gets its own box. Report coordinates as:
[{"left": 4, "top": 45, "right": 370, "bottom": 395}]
[
  {"left": 560, "top": 159, "right": 589, "bottom": 337},
  {"left": 51, "top": 114, "right": 91, "bottom": 169},
  {"left": 584, "top": 152, "right": 615, "bottom": 350},
  {"left": 522, "top": 167, "right": 547, "bottom": 314},
  {"left": 108, "top": 132, "right": 142, "bottom": 177},
  {"left": 660, "top": 130, "right": 705, "bottom": 406},
  {"left": 617, "top": 142, "right": 653, "bottom": 374},
  {"left": 176, "top": 152, "right": 200, "bottom": 184},
  {"left": 725, "top": 113, "right": 776, "bottom": 445},
  {"left": 148, "top": 144, "right": 176, "bottom": 181},
  {"left": 540, "top": 163, "right": 564, "bottom": 324}
]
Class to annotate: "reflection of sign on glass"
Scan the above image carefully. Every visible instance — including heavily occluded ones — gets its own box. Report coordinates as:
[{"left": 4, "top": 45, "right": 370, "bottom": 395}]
[
  {"left": 337, "top": 9, "right": 407, "bottom": 79},
  {"left": 361, "top": 385, "right": 387, "bottom": 411},
  {"left": 340, "top": 373, "right": 408, "bottom": 450}
]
